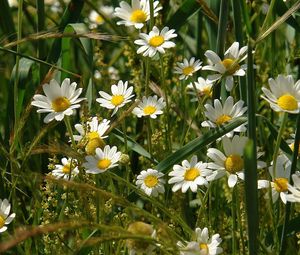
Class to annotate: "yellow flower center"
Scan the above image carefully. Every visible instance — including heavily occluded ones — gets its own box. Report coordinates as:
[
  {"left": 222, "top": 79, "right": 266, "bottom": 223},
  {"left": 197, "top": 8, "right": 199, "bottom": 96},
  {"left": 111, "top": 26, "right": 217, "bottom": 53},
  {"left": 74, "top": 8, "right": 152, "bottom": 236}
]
[
  {"left": 199, "top": 243, "right": 209, "bottom": 254},
  {"left": 51, "top": 97, "right": 71, "bottom": 112},
  {"left": 85, "top": 138, "right": 105, "bottom": 155},
  {"left": 144, "top": 175, "right": 158, "bottom": 188},
  {"left": 289, "top": 142, "right": 300, "bottom": 157},
  {"left": 149, "top": 35, "right": 165, "bottom": 47},
  {"left": 62, "top": 164, "right": 71, "bottom": 174},
  {"left": 201, "top": 87, "right": 212, "bottom": 97},
  {"left": 0, "top": 215, "right": 5, "bottom": 228},
  {"left": 224, "top": 154, "right": 244, "bottom": 173},
  {"left": 274, "top": 178, "right": 288, "bottom": 192},
  {"left": 96, "top": 15, "right": 104, "bottom": 24},
  {"left": 277, "top": 94, "right": 298, "bottom": 111},
  {"left": 111, "top": 95, "right": 125, "bottom": 106},
  {"left": 143, "top": 105, "right": 157, "bottom": 115},
  {"left": 97, "top": 158, "right": 111, "bottom": 169},
  {"left": 184, "top": 167, "right": 200, "bottom": 181},
  {"left": 87, "top": 131, "right": 100, "bottom": 140},
  {"left": 216, "top": 114, "right": 232, "bottom": 125},
  {"left": 221, "top": 58, "right": 240, "bottom": 75},
  {"left": 130, "top": 9, "right": 147, "bottom": 23},
  {"left": 182, "top": 66, "right": 195, "bottom": 76}
]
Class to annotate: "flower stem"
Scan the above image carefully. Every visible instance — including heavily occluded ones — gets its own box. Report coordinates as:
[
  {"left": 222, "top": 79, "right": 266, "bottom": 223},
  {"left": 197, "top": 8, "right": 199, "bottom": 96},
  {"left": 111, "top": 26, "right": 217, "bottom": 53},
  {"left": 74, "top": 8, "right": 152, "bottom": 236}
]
[
  {"left": 160, "top": 56, "right": 171, "bottom": 152},
  {"left": 272, "top": 112, "right": 288, "bottom": 178},
  {"left": 64, "top": 116, "right": 76, "bottom": 148}
]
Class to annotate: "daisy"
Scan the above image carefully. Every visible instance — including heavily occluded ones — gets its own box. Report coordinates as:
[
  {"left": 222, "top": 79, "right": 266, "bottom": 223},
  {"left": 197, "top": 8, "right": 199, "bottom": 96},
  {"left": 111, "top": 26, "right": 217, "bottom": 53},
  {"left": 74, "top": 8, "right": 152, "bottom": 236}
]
[
  {"left": 201, "top": 96, "right": 247, "bottom": 137},
  {"left": 258, "top": 155, "right": 293, "bottom": 203},
  {"left": 261, "top": 75, "right": 300, "bottom": 114},
  {"left": 83, "top": 145, "right": 121, "bottom": 174},
  {"left": 136, "top": 169, "right": 165, "bottom": 197},
  {"left": 134, "top": 26, "right": 177, "bottom": 58},
  {"left": 178, "top": 227, "right": 223, "bottom": 255},
  {"left": 31, "top": 78, "right": 86, "bottom": 123},
  {"left": 89, "top": 6, "right": 114, "bottom": 28},
  {"left": 207, "top": 135, "right": 266, "bottom": 188},
  {"left": 74, "top": 117, "right": 110, "bottom": 154},
  {"left": 0, "top": 199, "right": 15, "bottom": 233},
  {"left": 286, "top": 133, "right": 300, "bottom": 157},
  {"left": 174, "top": 57, "right": 202, "bottom": 80},
  {"left": 187, "top": 77, "right": 213, "bottom": 100},
  {"left": 126, "top": 221, "right": 157, "bottom": 255},
  {"left": 168, "top": 155, "right": 212, "bottom": 193},
  {"left": 286, "top": 172, "right": 300, "bottom": 203},
  {"left": 96, "top": 80, "right": 134, "bottom": 116},
  {"left": 51, "top": 157, "right": 79, "bottom": 180},
  {"left": 202, "top": 42, "right": 248, "bottom": 91},
  {"left": 132, "top": 95, "right": 166, "bottom": 119},
  {"left": 114, "top": 0, "right": 162, "bottom": 29}
]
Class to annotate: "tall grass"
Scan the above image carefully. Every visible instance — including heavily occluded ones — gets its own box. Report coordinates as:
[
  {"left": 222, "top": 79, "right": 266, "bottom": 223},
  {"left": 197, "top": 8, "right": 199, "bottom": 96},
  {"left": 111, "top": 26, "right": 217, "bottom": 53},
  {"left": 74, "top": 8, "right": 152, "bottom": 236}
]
[{"left": 0, "top": 0, "right": 300, "bottom": 254}]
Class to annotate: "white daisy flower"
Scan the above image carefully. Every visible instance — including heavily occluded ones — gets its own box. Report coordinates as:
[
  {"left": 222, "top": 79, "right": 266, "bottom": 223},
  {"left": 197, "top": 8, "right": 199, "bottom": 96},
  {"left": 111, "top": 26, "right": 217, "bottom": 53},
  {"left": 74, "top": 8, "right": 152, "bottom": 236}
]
[
  {"left": 83, "top": 145, "right": 121, "bottom": 174},
  {"left": 286, "top": 133, "right": 300, "bottom": 157},
  {"left": 178, "top": 227, "right": 223, "bottom": 255},
  {"left": 202, "top": 42, "right": 248, "bottom": 91},
  {"left": 114, "top": 0, "right": 162, "bottom": 29},
  {"left": 261, "top": 75, "right": 300, "bottom": 114},
  {"left": 96, "top": 80, "right": 134, "bottom": 116},
  {"left": 134, "top": 26, "right": 177, "bottom": 58},
  {"left": 132, "top": 95, "right": 166, "bottom": 119},
  {"left": 74, "top": 117, "right": 110, "bottom": 142},
  {"left": 0, "top": 199, "right": 15, "bottom": 233},
  {"left": 187, "top": 77, "right": 213, "bottom": 100},
  {"left": 174, "top": 57, "right": 202, "bottom": 80},
  {"left": 89, "top": 6, "right": 114, "bottom": 28},
  {"left": 286, "top": 171, "right": 300, "bottom": 203},
  {"left": 31, "top": 78, "right": 86, "bottom": 123},
  {"left": 136, "top": 169, "right": 165, "bottom": 197},
  {"left": 207, "top": 135, "right": 266, "bottom": 188},
  {"left": 52, "top": 157, "right": 79, "bottom": 180},
  {"left": 74, "top": 117, "right": 110, "bottom": 155},
  {"left": 258, "top": 155, "right": 293, "bottom": 204},
  {"left": 168, "top": 155, "right": 212, "bottom": 193},
  {"left": 201, "top": 96, "right": 247, "bottom": 137}
]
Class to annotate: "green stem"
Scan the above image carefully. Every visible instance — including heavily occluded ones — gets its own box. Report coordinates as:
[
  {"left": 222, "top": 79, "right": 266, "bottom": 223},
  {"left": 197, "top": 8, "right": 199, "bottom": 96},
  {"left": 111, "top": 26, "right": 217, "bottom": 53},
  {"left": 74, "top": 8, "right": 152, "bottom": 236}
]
[
  {"left": 279, "top": 113, "right": 300, "bottom": 255},
  {"left": 231, "top": 187, "right": 237, "bottom": 255},
  {"left": 213, "top": 0, "right": 229, "bottom": 100},
  {"left": 145, "top": 58, "right": 150, "bottom": 95},
  {"left": 64, "top": 116, "right": 76, "bottom": 148},
  {"left": 272, "top": 112, "right": 288, "bottom": 179},
  {"left": 149, "top": 0, "right": 154, "bottom": 29},
  {"left": 160, "top": 56, "right": 171, "bottom": 152}
]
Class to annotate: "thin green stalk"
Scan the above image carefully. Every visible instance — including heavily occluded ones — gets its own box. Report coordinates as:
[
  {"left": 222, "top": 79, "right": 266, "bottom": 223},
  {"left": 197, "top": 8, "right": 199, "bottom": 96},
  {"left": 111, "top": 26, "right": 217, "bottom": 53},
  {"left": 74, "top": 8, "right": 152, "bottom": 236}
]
[
  {"left": 272, "top": 112, "right": 288, "bottom": 178},
  {"left": 213, "top": 0, "right": 229, "bottom": 100},
  {"left": 64, "top": 116, "right": 76, "bottom": 148},
  {"left": 279, "top": 113, "right": 300, "bottom": 255},
  {"left": 160, "top": 56, "right": 171, "bottom": 152},
  {"left": 145, "top": 58, "right": 150, "bottom": 95},
  {"left": 146, "top": 118, "right": 153, "bottom": 159},
  {"left": 244, "top": 40, "right": 259, "bottom": 255},
  {"left": 149, "top": 0, "right": 154, "bottom": 29},
  {"left": 235, "top": 188, "right": 246, "bottom": 254},
  {"left": 231, "top": 188, "right": 237, "bottom": 255}
]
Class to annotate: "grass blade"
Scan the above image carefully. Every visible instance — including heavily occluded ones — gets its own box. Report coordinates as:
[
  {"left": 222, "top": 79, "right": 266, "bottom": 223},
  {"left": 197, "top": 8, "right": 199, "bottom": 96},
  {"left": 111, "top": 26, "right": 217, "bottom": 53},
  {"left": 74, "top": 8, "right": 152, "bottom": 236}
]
[{"left": 156, "top": 117, "right": 247, "bottom": 172}]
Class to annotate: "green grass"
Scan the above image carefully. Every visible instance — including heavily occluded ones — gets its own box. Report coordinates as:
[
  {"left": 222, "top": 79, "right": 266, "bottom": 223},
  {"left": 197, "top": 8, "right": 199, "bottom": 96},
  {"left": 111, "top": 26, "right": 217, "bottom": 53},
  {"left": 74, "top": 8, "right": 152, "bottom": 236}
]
[{"left": 0, "top": 0, "right": 300, "bottom": 254}]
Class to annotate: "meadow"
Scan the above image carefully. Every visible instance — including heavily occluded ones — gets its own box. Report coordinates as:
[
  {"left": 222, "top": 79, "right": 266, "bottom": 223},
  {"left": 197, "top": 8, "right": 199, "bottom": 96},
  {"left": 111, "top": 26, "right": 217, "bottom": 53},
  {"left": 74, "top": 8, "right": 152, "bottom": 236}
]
[{"left": 0, "top": 0, "right": 300, "bottom": 254}]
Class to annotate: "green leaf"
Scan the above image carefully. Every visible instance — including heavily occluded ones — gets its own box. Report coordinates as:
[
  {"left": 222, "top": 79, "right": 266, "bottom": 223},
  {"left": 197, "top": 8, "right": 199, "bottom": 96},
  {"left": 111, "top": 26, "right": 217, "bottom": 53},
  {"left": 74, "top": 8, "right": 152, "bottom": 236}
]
[
  {"left": 166, "top": 0, "right": 219, "bottom": 31},
  {"left": 244, "top": 140, "right": 259, "bottom": 255},
  {"left": 61, "top": 23, "right": 93, "bottom": 81},
  {"left": 274, "top": 0, "right": 300, "bottom": 31},
  {"left": 46, "top": 0, "right": 84, "bottom": 64},
  {"left": 156, "top": 117, "right": 247, "bottom": 172},
  {"left": 111, "top": 129, "right": 158, "bottom": 163}
]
